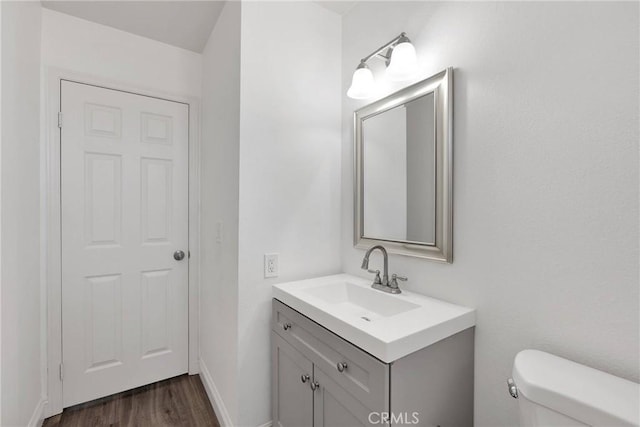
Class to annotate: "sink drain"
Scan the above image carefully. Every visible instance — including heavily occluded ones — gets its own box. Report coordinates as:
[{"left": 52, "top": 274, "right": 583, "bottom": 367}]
[{"left": 360, "top": 316, "right": 371, "bottom": 322}]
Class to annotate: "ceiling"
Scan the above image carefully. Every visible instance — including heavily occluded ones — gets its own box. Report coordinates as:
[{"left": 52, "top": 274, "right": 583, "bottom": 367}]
[
  {"left": 313, "top": 1, "right": 358, "bottom": 16},
  {"left": 41, "top": 1, "right": 358, "bottom": 54},
  {"left": 41, "top": 1, "right": 226, "bottom": 53}
]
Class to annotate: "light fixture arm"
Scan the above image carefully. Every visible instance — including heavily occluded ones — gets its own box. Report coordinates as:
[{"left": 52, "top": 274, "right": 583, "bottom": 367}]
[{"left": 360, "top": 32, "right": 411, "bottom": 65}]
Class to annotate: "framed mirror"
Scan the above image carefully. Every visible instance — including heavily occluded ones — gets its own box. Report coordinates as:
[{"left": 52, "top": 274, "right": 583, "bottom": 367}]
[{"left": 354, "top": 67, "right": 453, "bottom": 262}]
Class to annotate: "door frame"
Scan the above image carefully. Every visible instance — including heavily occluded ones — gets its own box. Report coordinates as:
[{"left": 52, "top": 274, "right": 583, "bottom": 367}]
[{"left": 43, "top": 67, "right": 201, "bottom": 417}]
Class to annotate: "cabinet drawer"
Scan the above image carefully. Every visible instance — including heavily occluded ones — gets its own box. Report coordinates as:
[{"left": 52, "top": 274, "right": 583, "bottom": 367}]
[{"left": 273, "top": 299, "right": 389, "bottom": 412}]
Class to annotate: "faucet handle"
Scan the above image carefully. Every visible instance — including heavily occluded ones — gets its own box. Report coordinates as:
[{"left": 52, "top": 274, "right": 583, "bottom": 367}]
[
  {"left": 390, "top": 273, "right": 407, "bottom": 289},
  {"left": 367, "top": 269, "right": 382, "bottom": 285}
]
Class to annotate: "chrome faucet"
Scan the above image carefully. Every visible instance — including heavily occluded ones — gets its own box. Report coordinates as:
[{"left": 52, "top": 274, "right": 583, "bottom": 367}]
[
  {"left": 361, "top": 245, "right": 389, "bottom": 286},
  {"left": 361, "top": 245, "right": 407, "bottom": 294}
]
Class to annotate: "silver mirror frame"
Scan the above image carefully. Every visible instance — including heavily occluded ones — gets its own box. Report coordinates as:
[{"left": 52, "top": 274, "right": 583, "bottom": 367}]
[{"left": 354, "top": 67, "right": 453, "bottom": 263}]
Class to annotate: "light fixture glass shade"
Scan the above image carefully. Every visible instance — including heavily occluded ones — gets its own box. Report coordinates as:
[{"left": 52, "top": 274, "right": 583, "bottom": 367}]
[
  {"left": 347, "top": 64, "right": 375, "bottom": 99},
  {"left": 386, "top": 41, "right": 418, "bottom": 81}
]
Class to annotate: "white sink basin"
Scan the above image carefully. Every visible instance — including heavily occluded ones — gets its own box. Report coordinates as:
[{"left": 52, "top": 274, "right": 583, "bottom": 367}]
[
  {"left": 273, "top": 274, "right": 475, "bottom": 362},
  {"left": 302, "top": 281, "right": 420, "bottom": 321}
]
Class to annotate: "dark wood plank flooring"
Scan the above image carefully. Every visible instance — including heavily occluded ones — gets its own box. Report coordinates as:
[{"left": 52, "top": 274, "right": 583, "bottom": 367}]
[{"left": 43, "top": 374, "right": 220, "bottom": 427}]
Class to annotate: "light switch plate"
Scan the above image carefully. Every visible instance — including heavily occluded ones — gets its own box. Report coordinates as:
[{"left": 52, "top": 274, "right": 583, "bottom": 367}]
[
  {"left": 264, "top": 253, "right": 279, "bottom": 278},
  {"left": 216, "top": 221, "right": 223, "bottom": 243}
]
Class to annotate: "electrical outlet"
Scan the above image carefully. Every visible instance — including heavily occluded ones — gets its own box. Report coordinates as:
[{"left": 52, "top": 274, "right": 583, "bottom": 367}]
[{"left": 264, "top": 253, "right": 279, "bottom": 278}]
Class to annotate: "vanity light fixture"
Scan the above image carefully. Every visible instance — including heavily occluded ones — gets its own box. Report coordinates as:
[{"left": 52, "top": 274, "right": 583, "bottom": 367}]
[
  {"left": 346, "top": 61, "right": 375, "bottom": 99},
  {"left": 385, "top": 34, "right": 419, "bottom": 81},
  {"left": 347, "top": 32, "right": 419, "bottom": 99}
]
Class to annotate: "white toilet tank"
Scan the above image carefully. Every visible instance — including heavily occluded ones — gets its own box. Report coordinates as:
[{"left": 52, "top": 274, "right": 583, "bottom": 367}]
[{"left": 510, "top": 350, "right": 639, "bottom": 427}]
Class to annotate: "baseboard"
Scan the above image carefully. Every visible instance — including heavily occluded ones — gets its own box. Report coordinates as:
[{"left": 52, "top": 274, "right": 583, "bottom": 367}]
[
  {"left": 256, "top": 422, "right": 273, "bottom": 427},
  {"left": 199, "top": 358, "right": 233, "bottom": 427},
  {"left": 27, "top": 397, "right": 47, "bottom": 427}
]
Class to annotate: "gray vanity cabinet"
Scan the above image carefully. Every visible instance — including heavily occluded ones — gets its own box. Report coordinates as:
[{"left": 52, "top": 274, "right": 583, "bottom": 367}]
[
  {"left": 272, "top": 331, "right": 377, "bottom": 427},
  {"left": 272, "top": 333, "right": 313, "bottom": 427},
  {"left": 272, "top": 299, "right": 388, "bottom": 427},
  {"left": 312, "top": 366, "right": 378, "bottom": 427},
  {"left": 272, "top": 298, "right": 474, "bottom": 427}
]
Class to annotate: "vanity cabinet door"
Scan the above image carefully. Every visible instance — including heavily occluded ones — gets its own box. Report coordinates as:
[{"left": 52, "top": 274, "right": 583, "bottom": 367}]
[
  {"left": 272, "top": 332, "right": 314, "bottom": 427},
  {"left": 273, "top": 299, "right": 390, "bottom": 410},
  {"left": 313, "top": 367, "right": 385, "bottom": 427}
]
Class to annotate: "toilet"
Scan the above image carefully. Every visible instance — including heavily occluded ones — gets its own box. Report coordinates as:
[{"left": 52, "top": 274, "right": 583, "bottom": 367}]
[{"left": 510, "top": 350, "right": 640, "bottom": 426}]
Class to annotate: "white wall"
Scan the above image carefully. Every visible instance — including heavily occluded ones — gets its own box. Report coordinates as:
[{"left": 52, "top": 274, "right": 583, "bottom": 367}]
[
  {"left": 341, "top": 2, "right": 639, "bottom": 426},
  {"left": 41, "top": 8, "right": 202, "bottom": 98},
  {"left": 199, "top": 2, "right": 241, "bottom": 425},
  {"left": 1, "top": 2, "right": 43, "bottom": 426},
  {"left": 236, "top": 2, "right": 342, "bottom": 425}
]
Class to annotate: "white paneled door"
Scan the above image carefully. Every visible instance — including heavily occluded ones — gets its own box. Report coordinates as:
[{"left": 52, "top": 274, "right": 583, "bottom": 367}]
[{"left": 61, "top": 81, "right": 189, "bottom": 407}]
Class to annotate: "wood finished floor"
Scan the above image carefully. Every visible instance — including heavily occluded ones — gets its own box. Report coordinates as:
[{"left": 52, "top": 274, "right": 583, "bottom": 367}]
[{"left": 43, "top": 374, "right": 220, "bottom": 427}]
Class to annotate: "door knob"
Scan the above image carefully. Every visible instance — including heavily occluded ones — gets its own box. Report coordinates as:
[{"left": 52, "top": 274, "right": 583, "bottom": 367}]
[
  {"left": 301, "top": 374, "right": 310, "bottom": 383},
  {"left": 310, "top": 381, "right": 320, "bottom": 391},
  {"left": 173, "top": 250, "right": 185, "bottom": 261},
  {"left": 337, "top": 362, "right": 348, "bottom": 372}
]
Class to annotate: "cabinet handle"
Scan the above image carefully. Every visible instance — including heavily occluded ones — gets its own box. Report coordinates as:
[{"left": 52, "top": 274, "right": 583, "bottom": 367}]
[
  {"left": 336, "top": 362, "right": 348, "bottom": 372},
  {"left": 310, "top": 381, "right": 320, "bottom": 391},
  {"left": 301, "top": 374, "right": 310, "bottom": 384},
  {"left": 282, "top": 323, "right": 292, "bottom": 331}
]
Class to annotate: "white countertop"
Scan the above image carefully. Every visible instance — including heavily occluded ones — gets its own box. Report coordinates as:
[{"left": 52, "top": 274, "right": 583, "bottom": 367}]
[{"left": 272, "top": 273, "right": 476, "bottom": 362}]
